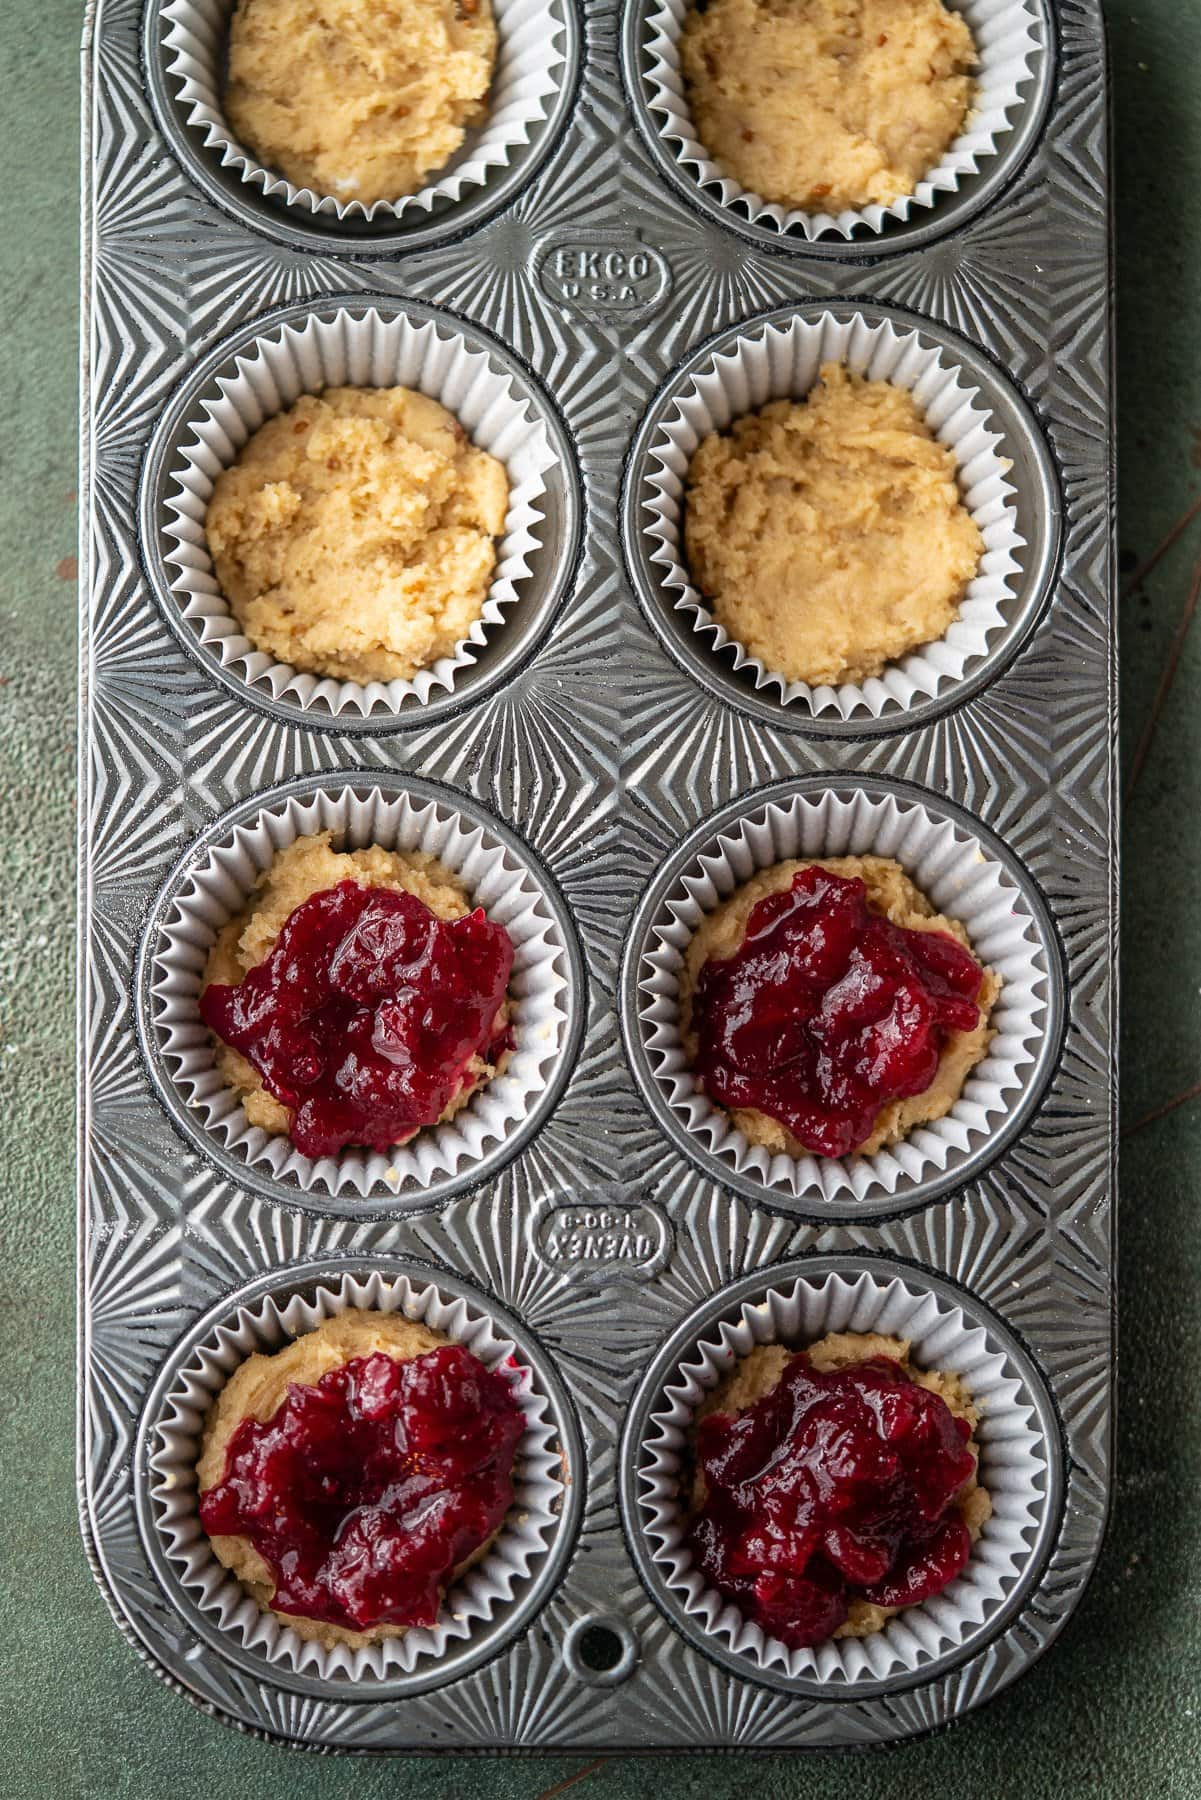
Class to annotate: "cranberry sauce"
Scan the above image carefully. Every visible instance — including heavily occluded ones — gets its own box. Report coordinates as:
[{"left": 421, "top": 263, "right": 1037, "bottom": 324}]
[
  {"left": 687, "top": 1351, "right": 978, "bottom": 1649},
  {"left": 691, "top": 865, "right": 985, "bottom": 1158},
  {"left": 199, "top": 1344, "right": 525, "bottom": 1633},
  {"left": 200, "top": 881, "right": 514, "bottom": 1157}
]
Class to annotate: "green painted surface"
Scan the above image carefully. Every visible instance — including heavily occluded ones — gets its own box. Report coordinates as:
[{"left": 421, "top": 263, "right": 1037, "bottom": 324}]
[{"left": 1, "top": 2, "right": 1198, "bottom": 1793}]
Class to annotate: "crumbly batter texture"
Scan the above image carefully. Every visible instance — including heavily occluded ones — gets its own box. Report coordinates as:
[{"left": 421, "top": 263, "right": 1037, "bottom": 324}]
[
  {"left": 684, "top": 364, "right": 983, "bottom": 689},
  {"left": 690, "top": 1331, "right": 992, "bottom": 1640},
  {"left": 679, "top": 0, "right": 976, "bottom": 214},
  {"left": 205, "top": 386, "right": 509, "bottom": 685},
  {"left": 225, "top": 0, "right": 498, "bottom": 203},
  {"left": 680, "top": 854, "right": 1000, "bottom": 1158},
  {"left": 197, "top": 1310, "right": 504, "bottom": 1648},
  {"left": 202, "top": 831, "right": 511, "bottom": 1143}
]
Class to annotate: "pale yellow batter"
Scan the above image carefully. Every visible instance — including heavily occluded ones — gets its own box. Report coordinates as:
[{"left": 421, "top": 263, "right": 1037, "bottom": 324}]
[
  {"left": 197, "top": 1310, "right": 508, "bottom": 1648},
  {"left": 684, "top": 365, "right": 983, "bottom": 689},
  {"left": 690, "top": 1331, "right": 991, "bottom": 1640},
  {"left": 205, "top": 386, "right": 509, "bottom": 684},
  {"left": 680, "top": 0, "right": 976, "bottom": 215},
  {"left": 680, "top": 855, "right": 999, "bottom": 1159},
  {"left": 226, "top": 0, "right": 498, "bottom": 203},
  {"left": 202, "top": 832, "right": 511, "bottom": 1145}
]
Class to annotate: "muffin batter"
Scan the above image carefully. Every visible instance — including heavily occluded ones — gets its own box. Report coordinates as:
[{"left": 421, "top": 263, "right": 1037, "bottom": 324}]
[
  {"left": 202, "top": 832, "right": 511, "bottom": 1142},
  {"left": 681, "top": 854, "right": 1000, "bottom": 1159},
  {"left": 679, "top": 0, "right": 976, "bottom": 215},
  {"left": 690, "top": 1330, "right": 992, "bottom": 1640},
  {"left": 684, "top": 364, "right": 983, "bottom": 689},
  {"left": 205, "top": 386, "right": 509, "bottom": 684},
  {"left": 226, "top": 0, "right": 498, "bottom": 203},
  {"left": 197, "top": 1310, "right": 507, "bottom": 1648}
]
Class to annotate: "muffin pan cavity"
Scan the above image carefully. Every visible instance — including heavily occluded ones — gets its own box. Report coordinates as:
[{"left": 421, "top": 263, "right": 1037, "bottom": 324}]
[
  {"left": 138, "top": 1261, "right": 582, "bottom": 1693},
  {"left": 622, "top": 0, "right": 1053, "bottom": 251},
  {"left": 140, "top": 299, "right": 581, "bottom": 731},
  {"left": 621, "top": 776, "right": 1062, "bottom": 1217},
  {"left": 621, "top": 1257, "right": 1061, "bottom": 1695},
  {"left": 145, "top": 0, "right": 580, "bottom": 250},
  {"left": 622, "top": 302, "right": 1060, "bottom": 736},
  {"left": 136, "top": 775, "right": 584, "bottom": 1210}
]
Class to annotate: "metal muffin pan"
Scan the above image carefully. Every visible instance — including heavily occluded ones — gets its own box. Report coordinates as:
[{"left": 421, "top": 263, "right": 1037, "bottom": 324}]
[{"left": 79, "top": 0, "right": 1115, "bottom": 1753}]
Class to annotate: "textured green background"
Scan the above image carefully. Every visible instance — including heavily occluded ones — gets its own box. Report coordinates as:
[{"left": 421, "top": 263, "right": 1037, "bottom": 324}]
[{"left": 2, "top": 3, "right": 1199, "bottom": 1794}]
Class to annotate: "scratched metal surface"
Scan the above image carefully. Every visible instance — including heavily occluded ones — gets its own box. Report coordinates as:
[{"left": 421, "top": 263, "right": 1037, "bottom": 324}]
[{"left": 78, "top": 0, "right": 1114, "bottom": 1751}]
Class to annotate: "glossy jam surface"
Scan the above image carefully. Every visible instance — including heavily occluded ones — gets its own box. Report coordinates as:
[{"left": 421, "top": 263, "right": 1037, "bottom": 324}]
[
  {"left": 691, "top": 866, "right": 985, "bottom": 1158},
  {"left": 198, "top": 1345, "right": 525, "bottom": 1632},
  {"left": 200, "top": 881, "right": 514, "bottom": 1157},
  {"left": 687, "top": 1351, "right": 978, "bottom": 1649}
]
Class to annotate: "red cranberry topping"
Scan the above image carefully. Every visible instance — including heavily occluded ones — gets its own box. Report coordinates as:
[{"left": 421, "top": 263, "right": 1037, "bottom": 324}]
[
  {"left": 198, "top": 1344, "right": 525, "bottom": 1633},
  {"left": 687, "top": 1351, "right": 978, "bottom": 1649},
  {"left": 200, "top": 881, "right": 514, "bottom": 1157},
  {"left": 691, "top": 865, "right": 986, "bottom": 1158}
]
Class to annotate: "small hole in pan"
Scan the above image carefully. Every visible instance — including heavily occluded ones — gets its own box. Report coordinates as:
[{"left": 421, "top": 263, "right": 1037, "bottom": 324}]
[
  {"left": 578, "top": 1625, "right": 624, "bottom": 1672},
  {"left": 563, "top": 1615, "right": 639, "bottom": 1686}
]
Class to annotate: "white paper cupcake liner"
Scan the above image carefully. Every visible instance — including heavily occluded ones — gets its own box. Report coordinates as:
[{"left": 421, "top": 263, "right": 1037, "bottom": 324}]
[
  {"left": 638, "top": 310, "right": 1029, "bottom": 726},
  {"left": 630, "top": 1262, "right": 1055, "bottom": 1688},
  {"left": 148, "top": 1269, "right": 569, "bottom": 1682},
  {"left": 624, "top": 781, "right": 1058, "bottom": 1212},
  {"left": 140, "top": 777, "right": 579, "bottom": 1201},
  {"left": 158, "top": 0, "right": 569, "bottom": 225},
  {"left": 152, "top": 304, "right": 562, "bottom": 723},
  {"left": 634, "top": 0, "right": 1045, "bottom": 243}
]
